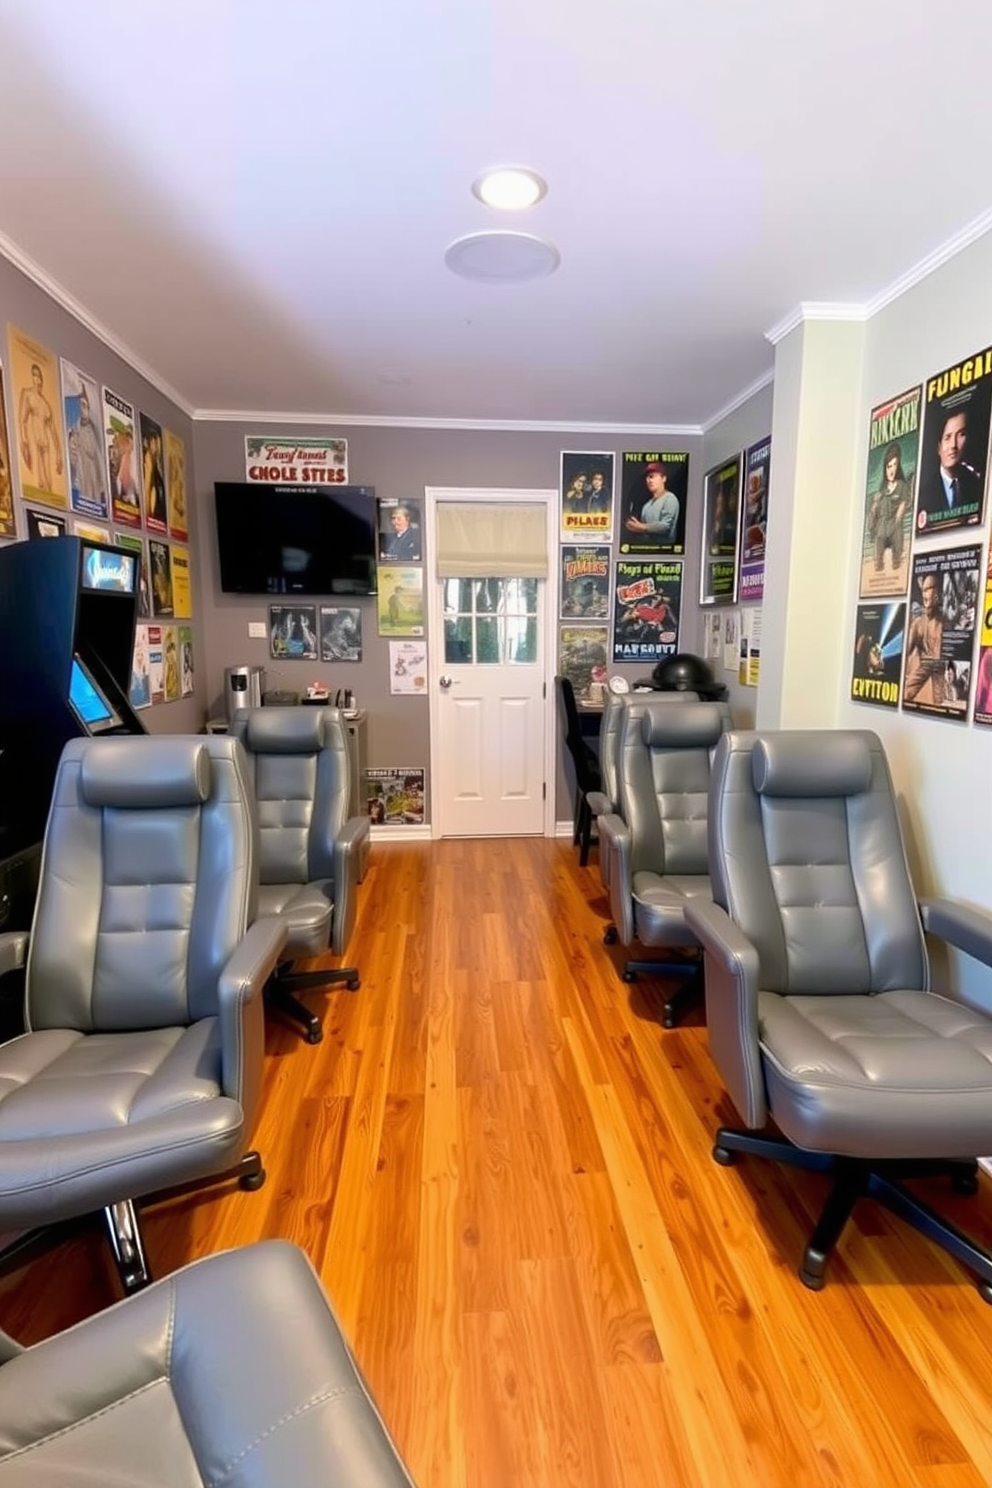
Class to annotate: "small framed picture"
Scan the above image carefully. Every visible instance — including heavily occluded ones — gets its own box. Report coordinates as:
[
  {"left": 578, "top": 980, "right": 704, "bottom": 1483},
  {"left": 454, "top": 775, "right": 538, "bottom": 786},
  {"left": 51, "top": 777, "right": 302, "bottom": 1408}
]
[
  {"left": 699, "top": 455, "right": 743, "bottom": 606},
  {"left": 377, "top": 498, "right": 423, "bottom": 563}
]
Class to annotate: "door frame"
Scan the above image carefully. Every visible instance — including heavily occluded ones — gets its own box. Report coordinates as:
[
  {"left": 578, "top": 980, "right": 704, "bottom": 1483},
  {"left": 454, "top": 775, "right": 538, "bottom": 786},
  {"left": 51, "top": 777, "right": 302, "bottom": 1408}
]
[{"left": 424, "top": 486, "right": 559, "bottom": 840}]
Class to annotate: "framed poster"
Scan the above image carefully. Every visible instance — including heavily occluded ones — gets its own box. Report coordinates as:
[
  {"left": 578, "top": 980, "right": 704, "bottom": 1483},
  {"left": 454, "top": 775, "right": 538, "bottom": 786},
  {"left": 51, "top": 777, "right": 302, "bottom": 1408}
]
[
  {"left": 901, "top": 545, "right": 981, "bottom": 719},
  {"left": 559, "top": 450, "right": 615, "bottom": 543},
  {"left": 269, "top": 604, "right": 318, "bottom": 660},
  {"left": 560, "top": 545, "right": 610, "bottom": 619},
  {"left": 858, "top": 388, "right": 919, "bottom": 599},
  {"left": 914, "top": 350, "right": 991, "bottom": 540},
  {"left": 61, "top": 358, "right": 108, "bottom": 520},
  {"left": 699, "top": 454, "right": 742, "bottom": 606},
  {"left": 617, "top": 450, "right": 689, "bottom": 555},
  {"left": 8, "top": 327, "right": 68, "bottom": 510},
  {"left": 364, "top": 767, "right": 425, "bottom": 825},
  {"left": 739, "top": 437, "right": 771, "bottom": 603},
  {"left": 850, "top": 602, "right": 905, "bottom": 710},
  {"left": 612, "top": 559, "right": 682, "bottom": 663},
  {"left": 377, "top": 498, "right": 423, "bottom": 563}
]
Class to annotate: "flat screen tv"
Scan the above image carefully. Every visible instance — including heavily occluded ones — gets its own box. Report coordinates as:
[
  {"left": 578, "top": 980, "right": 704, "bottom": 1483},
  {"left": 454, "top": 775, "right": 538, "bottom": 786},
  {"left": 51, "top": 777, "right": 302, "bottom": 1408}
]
[{"left": 214, "top": 483, "right": 378, "bottom": 596}]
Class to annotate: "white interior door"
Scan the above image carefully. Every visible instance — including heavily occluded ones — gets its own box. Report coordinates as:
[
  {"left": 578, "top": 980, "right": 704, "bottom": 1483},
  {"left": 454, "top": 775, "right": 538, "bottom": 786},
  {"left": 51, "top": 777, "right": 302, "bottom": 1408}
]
[{"left": 427, "top": 489, "right": 557, "bottom": 839}]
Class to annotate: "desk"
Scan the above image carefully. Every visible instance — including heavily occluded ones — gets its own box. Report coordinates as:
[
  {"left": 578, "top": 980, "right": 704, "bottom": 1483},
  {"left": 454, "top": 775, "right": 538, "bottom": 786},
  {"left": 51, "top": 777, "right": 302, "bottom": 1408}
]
[{"left": 576, "top": 702, "right": 604, "bottom": 743}]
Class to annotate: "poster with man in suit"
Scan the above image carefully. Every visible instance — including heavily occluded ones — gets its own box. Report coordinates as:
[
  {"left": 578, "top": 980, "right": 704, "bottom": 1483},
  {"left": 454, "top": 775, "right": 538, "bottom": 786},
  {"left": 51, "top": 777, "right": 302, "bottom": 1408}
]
[{"left": 915, "top": 349, "right": 991, "bottom": 538}]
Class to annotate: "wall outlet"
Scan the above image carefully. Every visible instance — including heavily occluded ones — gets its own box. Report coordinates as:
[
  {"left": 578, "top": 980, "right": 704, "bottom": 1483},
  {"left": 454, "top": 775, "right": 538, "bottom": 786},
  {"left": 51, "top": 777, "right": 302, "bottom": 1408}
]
[{"left": 248, "top": 621, "right": 267, "bottom": 638}]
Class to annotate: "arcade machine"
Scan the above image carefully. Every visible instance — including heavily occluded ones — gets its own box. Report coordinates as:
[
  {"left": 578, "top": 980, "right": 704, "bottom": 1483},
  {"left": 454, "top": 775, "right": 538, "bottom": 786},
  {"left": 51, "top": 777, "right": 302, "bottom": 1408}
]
[{"left": 0, "top": 535, "right": 146, "bottom": 865}]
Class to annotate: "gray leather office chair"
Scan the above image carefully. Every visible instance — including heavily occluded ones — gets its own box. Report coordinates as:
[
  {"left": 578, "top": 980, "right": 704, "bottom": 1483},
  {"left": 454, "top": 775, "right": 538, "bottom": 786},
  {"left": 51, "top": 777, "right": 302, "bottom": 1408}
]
[
  {"left": 0, "top": 736, "right": 286, "bottom": 1294},
  {"left": 231, "top": 708, "right": 369, "bottom": 1045},
  {"left": 0, "top": 1241, "right": 416, "bottom": 1486},
  {"left": 686, "top": 729, "right": 992, "bottom": 1298},
  {"left": 598, "top": 698, "right": 732, "bottom": 1027}
]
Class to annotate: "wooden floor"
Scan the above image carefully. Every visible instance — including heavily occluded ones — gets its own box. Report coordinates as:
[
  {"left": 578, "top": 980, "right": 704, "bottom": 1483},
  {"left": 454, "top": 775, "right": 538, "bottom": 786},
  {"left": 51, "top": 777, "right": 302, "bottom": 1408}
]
[{"left": 4, "top": 838, "right": 992, "bottom": 1486}]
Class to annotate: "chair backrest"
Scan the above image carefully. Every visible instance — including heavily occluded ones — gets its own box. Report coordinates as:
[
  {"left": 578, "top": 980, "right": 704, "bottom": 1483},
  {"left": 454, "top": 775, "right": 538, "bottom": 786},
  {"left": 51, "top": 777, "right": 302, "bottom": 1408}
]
[
  {"left": 618, "top": 698, "right": 733, "bottom": 875},
  {"left": 603, "top": 690, "right": 699, "bottom": 818},
  {"left": 230, "top": 707, "right": 350, "bottom": 887},
  {"left": 555, "top": 675, "right": 600, "bottom": 793},
  {"left": 708, "top": 729, "right": 928, "bottom": 995},
  {"left": 27, "top": 735, "right": 257, "bottom": 1033}
]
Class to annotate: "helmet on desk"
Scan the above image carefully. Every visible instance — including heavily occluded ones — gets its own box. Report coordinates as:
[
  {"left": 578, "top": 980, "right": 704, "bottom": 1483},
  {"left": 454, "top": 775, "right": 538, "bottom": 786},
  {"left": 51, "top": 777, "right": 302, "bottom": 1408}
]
[{"left": 651, "top": 652, "right": 728, "bottom": 701}]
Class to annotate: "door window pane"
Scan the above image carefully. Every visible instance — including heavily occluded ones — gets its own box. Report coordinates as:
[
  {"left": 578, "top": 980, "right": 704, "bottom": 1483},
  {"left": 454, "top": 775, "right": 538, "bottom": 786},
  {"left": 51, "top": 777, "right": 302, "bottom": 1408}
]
[{"left": 441, "top": 576, "right": 539, "bottom": 664}]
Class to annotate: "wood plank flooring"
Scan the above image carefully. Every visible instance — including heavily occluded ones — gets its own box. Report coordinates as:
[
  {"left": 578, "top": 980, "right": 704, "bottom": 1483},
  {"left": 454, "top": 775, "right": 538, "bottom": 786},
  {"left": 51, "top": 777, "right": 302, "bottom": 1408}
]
[{"left": 4, "top": 837, "right": 992, "bottom": 1487}]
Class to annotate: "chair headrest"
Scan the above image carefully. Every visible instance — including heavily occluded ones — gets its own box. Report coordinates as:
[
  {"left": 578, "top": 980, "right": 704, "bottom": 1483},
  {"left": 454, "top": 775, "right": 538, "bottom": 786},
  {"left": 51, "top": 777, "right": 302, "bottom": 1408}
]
[
  {"left": 244, "top": 706, "right": 331, "bottom": 754},
  {"left": 80, "top": 738, "right": 211, "bottom": 809},
  {"left": 641, "top": 701, "right": 727, "bottom": 750},
  {"left": 752, "top": 732, "right": 873, "bottom": 798}
]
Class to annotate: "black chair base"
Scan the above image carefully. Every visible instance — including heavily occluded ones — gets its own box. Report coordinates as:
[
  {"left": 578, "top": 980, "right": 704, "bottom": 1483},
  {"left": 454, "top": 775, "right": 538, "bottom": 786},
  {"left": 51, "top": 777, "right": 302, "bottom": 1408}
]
[
  {"left": 620, "top": 959, "right": 703, "bottom": 1028},
  {"left": 268, "top": 965, "right": 361, "bottom": 1044},
  {"left": 573, "top": 788, "right": 596, "bottom": 867},
  {"left": 713, "top": 1127, "right": 990, "bottom": 1300}
]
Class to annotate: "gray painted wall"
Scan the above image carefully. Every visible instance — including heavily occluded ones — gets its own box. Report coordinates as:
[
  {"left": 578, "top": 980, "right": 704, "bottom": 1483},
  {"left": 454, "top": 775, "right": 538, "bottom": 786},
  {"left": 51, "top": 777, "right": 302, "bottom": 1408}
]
[{"left": 0, "top": 254, "right": 203, "bottom": 734}]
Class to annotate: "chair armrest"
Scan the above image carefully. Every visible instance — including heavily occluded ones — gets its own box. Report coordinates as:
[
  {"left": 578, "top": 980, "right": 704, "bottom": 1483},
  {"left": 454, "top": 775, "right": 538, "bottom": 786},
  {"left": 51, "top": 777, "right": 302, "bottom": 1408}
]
[
  {"left": 683, "top": 900, "right": 767, "bottom": 1130},
  {"left": 217, "top": 916, "right": 288, "bottom": 1110},
  {"left": 919, "top": 897, "right": 992, "bottom": 969},
  {"left": 0, "top": 932, "right": 28, "bottom": 980},
  {"left": 331, "top": 816, "right": 368, "bottom": 954},
  {"left": 598, "top": 813, "right": 634, "bottom": 946},
  {"left": 586, "top": 790, "right": 611, "bottom": 819}
]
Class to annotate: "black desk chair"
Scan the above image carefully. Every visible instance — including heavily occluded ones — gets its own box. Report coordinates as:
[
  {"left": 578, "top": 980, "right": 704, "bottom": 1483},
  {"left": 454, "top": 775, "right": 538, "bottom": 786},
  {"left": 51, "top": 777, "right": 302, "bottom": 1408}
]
[{"left": 555, "top": 675, "right": 602, "bottom": 867}]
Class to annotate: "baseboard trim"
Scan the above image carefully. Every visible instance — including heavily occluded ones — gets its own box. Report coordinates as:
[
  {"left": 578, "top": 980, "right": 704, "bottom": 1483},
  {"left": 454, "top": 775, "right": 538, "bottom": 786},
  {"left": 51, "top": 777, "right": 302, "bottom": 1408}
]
[
  {"left": 371, "top": 824, "right": 432, "bottom": 842},
  {"left": 555, "top": 819, "right": 575, "bottom": 839}
]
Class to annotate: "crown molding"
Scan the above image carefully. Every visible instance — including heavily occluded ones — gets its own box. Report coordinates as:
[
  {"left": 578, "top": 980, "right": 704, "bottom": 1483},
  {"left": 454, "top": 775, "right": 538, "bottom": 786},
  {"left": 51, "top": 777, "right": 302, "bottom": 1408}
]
[
  {"left": 191, "top": 407, "right": 703, "bottom": 436},
  {"left": 765, "top": 301, "right": 867, "bottom": 346},
  {"left": 863, "top": 204, "right": 992, "bottom": 317},
  {"left": 0, "top": 228, "right": 195, "bottom": 417},
  {"left": 701, "top": 367, "right": 775, "bottom": 434}
]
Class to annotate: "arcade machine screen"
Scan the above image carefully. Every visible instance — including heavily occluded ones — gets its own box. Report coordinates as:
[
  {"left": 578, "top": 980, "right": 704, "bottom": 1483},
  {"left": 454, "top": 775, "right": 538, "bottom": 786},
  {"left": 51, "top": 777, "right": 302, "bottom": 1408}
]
[{"left": 68, "top": 656, "right": 124, "bottom": 735}]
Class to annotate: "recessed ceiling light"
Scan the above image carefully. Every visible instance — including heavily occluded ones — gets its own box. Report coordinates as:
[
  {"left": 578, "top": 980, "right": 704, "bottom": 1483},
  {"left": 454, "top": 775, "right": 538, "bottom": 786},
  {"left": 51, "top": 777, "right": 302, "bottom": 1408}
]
[
  {"left": 472, "top": 167, "right": 547, "bottom": 211},
  {"left": 445, "top": 231, "right": 560, "bottom": 284}
]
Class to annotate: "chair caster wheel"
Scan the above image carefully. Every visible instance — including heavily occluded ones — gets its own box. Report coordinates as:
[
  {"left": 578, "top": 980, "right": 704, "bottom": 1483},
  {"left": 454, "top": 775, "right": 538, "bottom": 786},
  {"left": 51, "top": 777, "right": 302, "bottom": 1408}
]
[
  {"left": 712, "top": 1145, "right": 736, "bottom": 1166},
  {"left": 622, "top": 969, "right": 637, "bottom": 983},
  {"left": 978, "top": 1281, "right": 992, "bottom": 1305},
  {"left": 240, "top": 1167, "right": 266, "bottom": 1192},
  {"left": 603, "top": 926, "right": 618, "bottom": 945},
  {"left": 347, "top": 977, "right": 360, "bottom": 991},
  {"left": 662, "top": 1010, "right": 676, "bottom": 1029},
  {"left": 306, "top": 1025, "right": 324, "bottom": 1045},
  {"left": 799, "top": 1267, "right": 826, "bottom": 1292},
  {"left": 953, "top": 1173, "right": 979, "bottom": 1196}
]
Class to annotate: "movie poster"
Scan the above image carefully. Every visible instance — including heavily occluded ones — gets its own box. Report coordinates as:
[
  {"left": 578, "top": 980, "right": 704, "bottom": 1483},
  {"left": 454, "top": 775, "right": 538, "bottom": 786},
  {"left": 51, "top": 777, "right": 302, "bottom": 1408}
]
[
  {"left": 617, "top": 450, "right": 689, "bottom": 555},
  {"left": 739, "top": 437, "right": 772, "bottom": 603},
  {"left": 558, "top": 625, "right": 609, "bottom": 702},
  {"left": 170, "top": 546, "right": 192, "bottom": 618},
  {"left": 902, "top": 545, "right": 982, "bottom": 719},
  {"left": 103, "top": 387, "right": 142, "bottom": 528},
  {"left": 245, "top": 435, "right": 348, "bottom": 485},
  {"left": 700, "top": 455, "right": 742, "bottom": 605},
  {"left": 0, "top": 363, "right": 15, "bottom": 538},
  {"left": 859, "top": 387, "right": 919, "bottom": 598},
  {"left": 162, "top": 625, "right": 181, "bottom": 702},
  {"left": 179, "top": 625, "right": 195, "bottom": 697},
  {"left": 559, "top": 450, "right": 615, "bottom": 543},
  {"left": 148, "top": 624, "right": 164, "bottom": 705},
  {"left": 560, "top": 544, "right": 610, "bottom": 619},
  {"left": 60, "top": 358, "right": 108, "bottom": 520},
  {"left": 25, "top": 508, "right": 66, "bottom": 540},
  {"left": 364, "top": 767, "right": 425, "bottom": 826},
  {"left": 148, "top": 538, "right": 174, "bottom": 617},
  {"left": 377, "top": 498, "right": 423, "bottom": 563},
  {"left": 116, "top": 532, "right": 150, "bottom": 617},
  {"left": 971, "top": 545, "right": 992, "bottom": 726},
  {"left": 140, "top": 412, "right": 168, "bottom": 534},
  {"left": 8, "top": 326, "right": 68, "bottom": 509},
  {"left": 164, "top": 429, "right": 189, "bottom": 542},
  {"left": 376, "top": 565, "right": 424, "bottom": 636},
  {"left": 319, "top": 605, "right": 363, "bottom": 661},
  {"left": 129, "top": 624, "right": 151, "bottom": 710},
  {"left": 269, "top": 604, "right": 318, "bottom": 660},
  {"left": 612, "top": 559, "right": 682, "bottom": 663},
  {"left": 914, "top": 351, "right": 991, "bottom": 539},
  {"left": 850, "top": 601, "right": 906, "bottom": 710},
  {"left": 73, "top": 520, "right": 111, "bottom": 544}
]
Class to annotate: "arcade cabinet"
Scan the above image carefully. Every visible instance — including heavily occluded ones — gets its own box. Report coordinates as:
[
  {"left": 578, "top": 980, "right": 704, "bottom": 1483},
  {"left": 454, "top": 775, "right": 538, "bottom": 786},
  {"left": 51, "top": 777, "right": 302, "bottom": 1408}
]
[{"left": 0, "top": 536, "right": 146, "bottom": 859}]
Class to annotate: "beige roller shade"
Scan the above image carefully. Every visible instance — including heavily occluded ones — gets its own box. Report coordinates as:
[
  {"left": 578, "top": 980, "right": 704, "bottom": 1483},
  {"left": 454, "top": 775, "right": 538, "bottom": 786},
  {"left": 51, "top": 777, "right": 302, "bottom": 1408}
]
[{"left": 435, "top": 502, "right": 547, "bottom": 578}]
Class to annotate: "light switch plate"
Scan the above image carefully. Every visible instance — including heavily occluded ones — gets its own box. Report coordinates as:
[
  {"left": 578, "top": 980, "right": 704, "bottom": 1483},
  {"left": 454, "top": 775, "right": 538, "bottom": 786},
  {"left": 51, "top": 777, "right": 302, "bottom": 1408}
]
[{"left": 248, "top": 621, "right": 267, "bottom": 638}]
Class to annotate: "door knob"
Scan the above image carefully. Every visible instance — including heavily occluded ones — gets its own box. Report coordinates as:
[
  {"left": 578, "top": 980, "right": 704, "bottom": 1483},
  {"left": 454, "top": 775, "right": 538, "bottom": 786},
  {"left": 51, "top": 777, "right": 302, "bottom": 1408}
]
[{"left": 439, "top": 674, "right": 453, "bottom": 690}]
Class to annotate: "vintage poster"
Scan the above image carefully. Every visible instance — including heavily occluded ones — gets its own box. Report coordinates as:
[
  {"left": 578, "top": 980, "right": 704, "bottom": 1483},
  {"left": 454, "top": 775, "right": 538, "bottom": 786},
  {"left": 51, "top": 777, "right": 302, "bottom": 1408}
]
[
  {"left": 723, "top": 608, "right": 740, "bottom": 672},
  {"left": 739, "top": 437, "right": 771, "bottom": 603},
  {"left": 700, "top": 455, "right": 742, "bottom": 605},
  {"left": 8, "top": 326, "right": 68, "bottom": 509},
  {"left": 319, "top": 605, "right": 363, "bottom": 661},
  {"left": 0, "top": 363, "right": 15, "bottom": 538},
  {"left": 162, "top": 625, "right": 181, "bottom": 702},
  {"left": 376, "top": 565, "right": 424, "bottom": 636},
  {"left": 612, "top": 559, "right": 682, "bottom": 663},
  {"left": 971, "top": 546, "right": 992, "bottom": 725},
  {"left": 914, "top": 351, "right": 991, "bottom": 539},
  {"left": 377, "top": 498, "right": 423, "bottom": 563},
  {"left": 73, "top": 520, "right": 111, "bottom": 544},
  {"left": 739, "top": 605, "right": 763, "bottom": 688},
  {"left": 560, "top": 545, "right": 611, "bottom": 619},
  {"left": 164, "top": 428, "right": 189, "bottom": 542},
  {"left": 558, "top": 624, "right": 609, "bottom": 702},
  {"left": 850, "top": 601, "right": 906, "bottom": 710},
  {"left": 148, "top": 624, "right": 164, "bottom": 705},
  {"left": 364, "top": 767, "right": 425, "bottom": 826},
  {"left": 103, "top": 387, "right": 142, "bottom": 528},
  {"left": 269, "top": 604, "right": 318, "bottom": 660},
  {"left": 389, "top": 639, "right": 427, "bottom": 695},
  {"left": 170, "top": 546, "right": 192, "bottom": 618},
  {"left": 25, "top": 508, "right": 66, "bottom": 540},
  {"left": 245, "top": 435, "right": 348, "bottom": 485},
  {"left": 618, "top": 450, "right": 689, "bottom": 555},
  {"left": 859, "top": 387, "right": 919, "bottom": 598},
  {"left": 702, "top": 610, "right": 721, "bottom": 663},
  {"left": 115, "top": 532, "right": 150, "bottom": 617},
  {"left": 60, "top": 358, "right": 108, "bottom": 520},
  {"left": 902, "top": 545, "right": 981, "bottom": 719},
  {"left": 148, "top": 538, "right": 174, "bottom": 617},
  {"left": 129, "top": 624, "right": 152, "bottom": 710},
  {"left": 178, "top": 626, "right": 195, "bottom": 697},
  {"left": 140, "top": 412, "right": 168, "bottom": 534},
  {"left": 559, "top": 450, "right": 615, "bottom": 543}
]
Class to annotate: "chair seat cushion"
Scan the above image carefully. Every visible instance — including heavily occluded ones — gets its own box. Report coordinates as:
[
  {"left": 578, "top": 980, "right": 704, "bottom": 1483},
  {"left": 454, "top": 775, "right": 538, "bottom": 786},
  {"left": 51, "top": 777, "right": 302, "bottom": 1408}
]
[
  {"left": 759, "top": 988, "right": 992, "bottom": 1159},
  {"left": 632, "top": 872, "right": 710, "bottom": 947},
  {"left": 258, "top": 882, "right": 333, "bottom": 959},
  {"left": 0, "top": 1021, "right": 245, "bottom": 1229}
]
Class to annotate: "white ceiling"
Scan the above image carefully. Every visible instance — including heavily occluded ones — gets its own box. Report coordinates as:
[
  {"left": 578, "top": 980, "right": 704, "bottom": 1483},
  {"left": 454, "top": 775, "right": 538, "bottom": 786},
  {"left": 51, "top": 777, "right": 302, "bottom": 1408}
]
[{"left": 1, "top": 1, "right": 991, "bottom": 428}]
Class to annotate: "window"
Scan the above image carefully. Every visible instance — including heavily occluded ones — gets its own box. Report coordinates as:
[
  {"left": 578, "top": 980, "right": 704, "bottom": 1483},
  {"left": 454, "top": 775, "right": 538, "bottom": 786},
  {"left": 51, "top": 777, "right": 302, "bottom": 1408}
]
[{"left": 442, "top": 577, "right": 538, "bottom": 664}]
